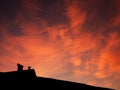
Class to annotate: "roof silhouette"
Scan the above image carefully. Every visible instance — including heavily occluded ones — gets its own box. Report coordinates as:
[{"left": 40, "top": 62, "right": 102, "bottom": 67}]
[{"left": 0, "top": 64, "right": 115, "bottom": 90}]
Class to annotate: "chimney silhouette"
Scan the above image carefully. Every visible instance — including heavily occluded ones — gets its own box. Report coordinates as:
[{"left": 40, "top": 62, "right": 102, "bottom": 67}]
[
  {"left": 28, "top": 66, "right": 31, "bottom": 70},
  {"left": 17, "top": 63, "right": 23, "bottom": 71}
]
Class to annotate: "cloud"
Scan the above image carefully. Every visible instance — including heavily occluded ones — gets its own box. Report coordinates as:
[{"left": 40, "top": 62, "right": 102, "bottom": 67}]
[
  {"left": 65, "top": 0, "right": 86, "bottom": 31},
  {"left": 88, "top": 80, "right": 97, "bottom": 86},
  {"left": 112, "top": 16, "right": 120, "bottom": 26},
  {"left": 19, "top": 0, "right": 42, "bottom": 19},
  {"left": 0, "top": 0, "right": 20, "bottom": 22},
  {"left": 70, "top": 57, "right": 82, "bottom": 67},
  {"left": 95, "top": 32, "right": 120, "bottom": 78}
]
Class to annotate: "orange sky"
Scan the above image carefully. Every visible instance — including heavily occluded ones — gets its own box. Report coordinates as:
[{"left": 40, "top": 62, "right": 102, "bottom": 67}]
[{"left": 0, "top": 0, "right": 120, "bottom": 89}]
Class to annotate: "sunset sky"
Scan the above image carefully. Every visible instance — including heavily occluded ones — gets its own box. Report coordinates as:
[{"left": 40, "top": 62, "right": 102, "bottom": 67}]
[{"left": 0, "top": 0, "right": 120, "bottom": 89}]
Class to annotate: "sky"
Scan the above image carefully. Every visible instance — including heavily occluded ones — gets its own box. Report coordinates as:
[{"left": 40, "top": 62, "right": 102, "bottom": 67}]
[{"left": 0, "top": 0, "right": 120, "bottom": 89}]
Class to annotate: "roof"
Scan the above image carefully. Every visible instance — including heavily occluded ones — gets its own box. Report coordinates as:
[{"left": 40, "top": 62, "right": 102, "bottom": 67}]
[{"left": 0, "top": 69, "right": 36, "bottom": 80}]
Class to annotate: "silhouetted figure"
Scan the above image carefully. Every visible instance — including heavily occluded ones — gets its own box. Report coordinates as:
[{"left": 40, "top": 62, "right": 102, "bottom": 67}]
[
  {"left": 17, "top": 63, "right": 23, "bottom": 71},
  {"left": 28, "top": 66, "right": 31, "bottom": 70}
]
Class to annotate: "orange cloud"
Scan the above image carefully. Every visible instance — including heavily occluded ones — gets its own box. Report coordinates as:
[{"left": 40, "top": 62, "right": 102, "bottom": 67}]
[
  {"left": 71, "top": 57, "right": 82, "bottom": 67},
  {"left": 65, "top": 0, "right": 86, "bottom": 33},
  {"left": 95, "top": 32, "right": 120, "bottom": 78},
  {"left": 88, "top": 80, "right": 97, "bottom": 86}
]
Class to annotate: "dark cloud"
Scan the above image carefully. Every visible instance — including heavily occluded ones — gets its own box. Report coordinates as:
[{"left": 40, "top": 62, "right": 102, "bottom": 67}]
[
  {"left": 0, "top": 0, "right": 20, "bottom": 22},
  {"left": 82, "top": 0, "right": 117, "bottom": 32},
  {"left": 0, "top": 30, "right": 4, "bottom": 41},
  {"left": 81, "top": 49, "right": 93, "bottom": 61},
  {"left": 7, "top": 24, "right": 24, "bottom": 36},
  {"left": 94, "top": 0, "right": 117, "bottom": 22},
  {"left": 40, "top": 31, "right": 49, "bottom": 38},
  {"left": 101, "top": 26, "right": 120, "bottom": 38},
  {"left": 38, "top": 0, "right": 69, "bottom": 26}
]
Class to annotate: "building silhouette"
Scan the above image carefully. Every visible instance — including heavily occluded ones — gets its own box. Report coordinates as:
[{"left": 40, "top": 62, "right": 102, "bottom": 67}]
[
  {"left": 0, "top": 64, "right": 36, "bottom": 80},
  {"left": 0, "top": 64, "right": 115, "bottom": 90}
]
